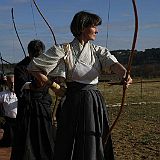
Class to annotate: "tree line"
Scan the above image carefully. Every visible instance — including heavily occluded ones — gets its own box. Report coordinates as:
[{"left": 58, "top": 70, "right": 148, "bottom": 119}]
[{"left": 111, "top": 48, "right": 160, "bottom": 78}]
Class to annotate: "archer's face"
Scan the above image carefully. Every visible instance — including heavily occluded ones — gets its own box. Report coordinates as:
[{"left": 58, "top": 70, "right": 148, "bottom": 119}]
[
  {"left": 6, "top": 76, "right": 14, "bottom": 92},
  {"left": 81, "top": 25, "right": 98, "bottom": 42}
]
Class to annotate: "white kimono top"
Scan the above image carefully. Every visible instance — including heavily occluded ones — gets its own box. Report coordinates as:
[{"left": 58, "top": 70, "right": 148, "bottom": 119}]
[
  {"left": 0, "top": 90, "right": 17, "bottom": 118},
  {"left": 28, "top": 38, "right": 118, "bottom": 84}
]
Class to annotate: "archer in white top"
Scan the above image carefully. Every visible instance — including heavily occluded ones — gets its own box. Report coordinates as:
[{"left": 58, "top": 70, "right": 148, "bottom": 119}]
[{"left": 0, "top": 74, "right": 17, "bottom": 118}]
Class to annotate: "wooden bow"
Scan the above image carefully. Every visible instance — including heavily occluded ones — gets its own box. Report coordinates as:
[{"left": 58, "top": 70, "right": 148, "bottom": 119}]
[
  {"left": 32, "top": 0, "right": 57, "bottom": 45},
  {"left": 11, "top": 8, "right": 26, "bottom": 58},
  {"left": 32, "top": 0, "right": 59, "bottom": 126},
  {"left": 103, "top": 0, "right": 139, "bottom": 148}
]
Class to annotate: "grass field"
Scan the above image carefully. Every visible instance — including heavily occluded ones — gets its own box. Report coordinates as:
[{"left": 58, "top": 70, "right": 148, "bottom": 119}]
[
  {"left": 0, "top": 78, "right": 159, "bottom": 160},
  {"left": 98, "top": 78, "right": 160, "bottom": 160}
]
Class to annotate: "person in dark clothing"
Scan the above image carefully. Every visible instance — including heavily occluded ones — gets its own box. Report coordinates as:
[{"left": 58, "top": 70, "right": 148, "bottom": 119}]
[
  {"left": 28, "top": 11, "right": 132, "bottom": 160},
  {"left": 10, "top": 40, "right": 55, "bottom": 160}
]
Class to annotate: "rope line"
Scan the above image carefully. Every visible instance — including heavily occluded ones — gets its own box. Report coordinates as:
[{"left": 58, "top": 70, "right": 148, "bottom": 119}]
[{"left": 30, "top": 0, "right": 38, "bottom": 38}]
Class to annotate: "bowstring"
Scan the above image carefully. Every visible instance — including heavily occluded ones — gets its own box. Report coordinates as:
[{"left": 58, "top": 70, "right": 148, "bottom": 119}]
[
  {"left": 106, "top": 0, "right": 111, "bottom": 48},
  {"left": 30, "top": 0, "right": 38, "bottom": 38}
]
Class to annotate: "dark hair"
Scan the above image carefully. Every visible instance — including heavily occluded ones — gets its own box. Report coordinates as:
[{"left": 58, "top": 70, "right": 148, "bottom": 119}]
[
  {"left": 70, "top": 11, "right": 102, "bottom": 37},
  {"left": 27, "top": 39, "right": 45, "bottom": 58}
]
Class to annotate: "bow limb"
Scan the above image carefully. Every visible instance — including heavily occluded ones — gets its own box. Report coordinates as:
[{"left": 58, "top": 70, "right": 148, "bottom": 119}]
[
  {"left": 1, "top": 59, "right": 11, "bottom": 65},
  {"left": 32, "top": 0, "right": 59, "bottom": 128},
  {"left": 103, "top": 0, "right": 138, "bottom": 148},
  {"left": 32, "top": 0, "right": 57, "bottom": 45},
  {"left": 11, "top": 8, "right": 26, "bottom": 58}
]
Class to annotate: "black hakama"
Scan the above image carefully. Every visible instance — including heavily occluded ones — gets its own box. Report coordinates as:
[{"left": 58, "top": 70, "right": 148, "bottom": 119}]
[
  {"left": 10, "top": 57, "right": 55, "bottom": 160},
  {"left": 55, "top": 82, "right": 114, "bottom": 160},
  {"left": 11, "top": 88, "right": 54, "bottom": 160}
]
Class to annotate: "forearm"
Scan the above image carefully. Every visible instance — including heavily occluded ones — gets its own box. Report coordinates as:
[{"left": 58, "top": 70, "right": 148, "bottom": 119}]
[
  {"left": 110, "top": 62, "right": 133, "bottom": 87},
  {"left": 110, "top": 62, "right": 127, "bottom": 78},
  {"left": 31, "top": 72, "right": 48, "bottom": 87},
  {"left": 29, "top": 71, "right": 66, "bottom": 96}
]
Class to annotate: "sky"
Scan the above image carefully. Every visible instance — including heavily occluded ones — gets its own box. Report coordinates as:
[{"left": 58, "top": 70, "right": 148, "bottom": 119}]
[{"left": 0, "top": 0, "right": 160, "bottom": 63}]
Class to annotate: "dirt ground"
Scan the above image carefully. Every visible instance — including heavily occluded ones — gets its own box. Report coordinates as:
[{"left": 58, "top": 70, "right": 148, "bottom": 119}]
[{"left": 109, "top": 103, "right": 160, "bottom": 160}]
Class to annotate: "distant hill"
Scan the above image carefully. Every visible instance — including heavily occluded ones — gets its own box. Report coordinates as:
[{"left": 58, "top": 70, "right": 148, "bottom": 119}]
[
  {"left": 110, "top": 48, "right": 160, "bottom": 78},
  {"left": 111, "top": 48, "right": 160, "bottom": 65}
]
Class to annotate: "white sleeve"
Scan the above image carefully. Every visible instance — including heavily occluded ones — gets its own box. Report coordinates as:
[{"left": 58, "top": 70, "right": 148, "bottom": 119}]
[
  {"left": 94, "top": 45, "right": 118, "bottom": 73},
  {"left": 27, "top": 45, "right": 65, "bottom": 75}
]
